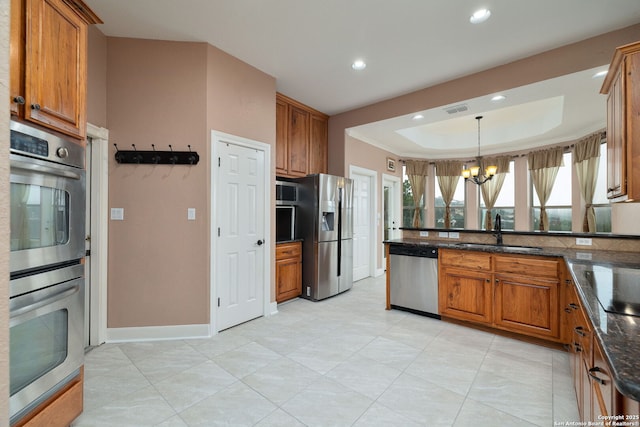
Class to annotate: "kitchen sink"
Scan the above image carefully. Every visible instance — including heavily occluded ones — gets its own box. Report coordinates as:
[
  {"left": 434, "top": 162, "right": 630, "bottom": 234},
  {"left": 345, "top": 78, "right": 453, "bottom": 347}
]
[{"left": 453, "top": 243, "right": 543, "bottom": 253}]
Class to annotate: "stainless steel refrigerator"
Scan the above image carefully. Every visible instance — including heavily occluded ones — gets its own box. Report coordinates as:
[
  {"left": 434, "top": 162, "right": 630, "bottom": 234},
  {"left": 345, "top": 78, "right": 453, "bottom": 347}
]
[{"left": 296, "top": 174, "right": 353, "bottom": 301}]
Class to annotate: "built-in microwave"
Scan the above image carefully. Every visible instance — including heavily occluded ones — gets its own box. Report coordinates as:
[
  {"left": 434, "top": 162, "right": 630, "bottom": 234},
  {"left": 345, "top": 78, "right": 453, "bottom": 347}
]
[
  {"left": 276, "top": 180, "right": 298, "bottom": 205},
  {"left": 276, "top": 205, "right": 296, "bottom": 242}
]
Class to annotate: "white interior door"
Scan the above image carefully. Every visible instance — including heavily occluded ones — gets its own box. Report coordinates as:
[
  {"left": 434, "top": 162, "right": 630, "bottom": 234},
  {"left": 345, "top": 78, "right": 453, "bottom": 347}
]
[
  {"left": 214, "top": 135, "right": 267, "bottom": 331},
  {"left": 350, "top": 167, "right": 375, "bottom": 282}
]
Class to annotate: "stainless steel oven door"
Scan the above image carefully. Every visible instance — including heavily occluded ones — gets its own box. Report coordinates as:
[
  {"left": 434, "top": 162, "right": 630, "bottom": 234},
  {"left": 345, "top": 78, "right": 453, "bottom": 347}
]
[
  {"left": 9, "top": 265, "right": 84, "bottom": 424},
  {"left": 10, "top": 153, "right": 85, "bottom": 274}
]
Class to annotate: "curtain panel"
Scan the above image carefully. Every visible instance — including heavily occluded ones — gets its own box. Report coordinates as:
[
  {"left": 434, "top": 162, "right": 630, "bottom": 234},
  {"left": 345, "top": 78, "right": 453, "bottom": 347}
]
[
  {"left": 405, "top": 160, "right": 429, "bottom": 228},
  {"left": 573, "top": 133, "right": 603, "bottom": 232},
  {"left": 479, "top": 156, "right": 511, "bottom": 230},
  {"left": 435, "top": 160, "right": 462, "bottom": 228},
  {"left": 528, "top": 147, "right": 564, "bottom": 231}
]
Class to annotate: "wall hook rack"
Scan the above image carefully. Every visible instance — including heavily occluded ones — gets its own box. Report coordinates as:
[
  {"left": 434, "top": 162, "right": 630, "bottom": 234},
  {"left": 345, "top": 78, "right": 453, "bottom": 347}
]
[{"left": 114, "top": 143, "right": 199, "bottom": 165}]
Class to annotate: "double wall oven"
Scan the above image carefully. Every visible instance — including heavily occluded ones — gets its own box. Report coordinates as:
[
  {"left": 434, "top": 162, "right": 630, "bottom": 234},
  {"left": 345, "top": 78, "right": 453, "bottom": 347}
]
[{"left": 9, "top": 121, "right": 86, "bottom": 424}]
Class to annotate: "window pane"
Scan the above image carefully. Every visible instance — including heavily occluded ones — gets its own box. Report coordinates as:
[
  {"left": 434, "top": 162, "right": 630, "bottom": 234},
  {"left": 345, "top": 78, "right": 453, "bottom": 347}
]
[
  {"left": 435, "top": 178, "right": 465, "bottom": 228},
  {"left": 532, "top": 152, "right": 572, "bottom": 206},
  {"left": 532, "top": 207, "right": 572, "bottom": 231},
  {"left": 593, "top": 143, "right": 609, "bottom": 205},
  {"left": 402, "top": 167, "right": 424, "bottom": 228},
  {"left": 480, "top": 208, "right": 515, "bottom": 230}
]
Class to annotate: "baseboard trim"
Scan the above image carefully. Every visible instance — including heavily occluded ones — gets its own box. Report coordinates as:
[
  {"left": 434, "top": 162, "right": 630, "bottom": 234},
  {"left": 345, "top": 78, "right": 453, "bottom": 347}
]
[{"left": 106, "top": 324, "right": 210, "bottom": 343}]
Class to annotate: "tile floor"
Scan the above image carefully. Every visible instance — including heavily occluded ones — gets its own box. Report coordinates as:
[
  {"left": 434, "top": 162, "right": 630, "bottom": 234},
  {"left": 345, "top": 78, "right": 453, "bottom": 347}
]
[{"left": 72, "top": 275, "right": 579, "bottom": 426}]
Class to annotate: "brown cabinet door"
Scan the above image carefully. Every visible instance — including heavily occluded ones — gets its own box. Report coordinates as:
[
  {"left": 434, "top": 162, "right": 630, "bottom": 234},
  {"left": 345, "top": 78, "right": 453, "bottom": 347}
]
[
  {"left": 494, "top": 274, "right": 560, "bottom": 339},
  {"left": 275, "top": 256, "right": 301, "bottom": 303},
  {"left": 309, "top": 114, "right": 328, "bottom": 174},
  {"left": 24, "top": 0, "right": 87, "bottom": 139},
  {"left": 591, "top": 340, "right": 614, "bottom": 420},
  {"left": 439, "top": 266, "right": 492, "bottom": 324},
  {"left": 10, "top": 0, "right": 25, "bottom": 116},
  {"left": 607, "top": 66, "right": 625, "bottom": 199},
  {"left": 287, "top": 106, "right": 310, "bottom": 177},
  {"left": 275, "top": 99, "right": 288, "bottom": 175}
]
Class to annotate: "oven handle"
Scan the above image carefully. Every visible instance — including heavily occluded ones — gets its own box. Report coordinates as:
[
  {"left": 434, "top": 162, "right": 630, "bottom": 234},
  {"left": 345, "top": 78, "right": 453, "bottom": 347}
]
[
  {"left": 10, "top": 283, "right": 80, "bottom": 318},
  {"left": 10, "top": 158, "right": 82, "bottom": 180}
]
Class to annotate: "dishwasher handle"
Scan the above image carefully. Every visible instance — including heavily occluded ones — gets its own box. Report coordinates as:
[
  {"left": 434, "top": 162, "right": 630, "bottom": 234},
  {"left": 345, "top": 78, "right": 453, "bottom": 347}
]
[{"left": 388, "top": 245, "right": 438, "bottom": 258}]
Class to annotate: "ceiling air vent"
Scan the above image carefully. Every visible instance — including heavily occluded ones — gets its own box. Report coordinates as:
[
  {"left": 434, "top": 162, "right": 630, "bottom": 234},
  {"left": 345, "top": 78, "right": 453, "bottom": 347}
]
[{"left": 444, "top": 104, "right": 468, "bottom": 114}]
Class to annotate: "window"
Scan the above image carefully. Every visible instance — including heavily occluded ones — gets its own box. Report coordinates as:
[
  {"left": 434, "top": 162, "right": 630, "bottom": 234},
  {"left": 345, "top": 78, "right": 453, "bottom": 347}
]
[
  {"left": 592, "top": 142, "right": 611, "bottom": 232},
  {"left": 531, "top": 152, "right": 572, "bottom": 231},
  {"left": 435, "top": 178, "right": 465, "bottom": 228},
  {"left": 402, "top": 166, "right": 424, "bottom": 227},
  {"left": 479, "top": 160, "right": 515, "bottom": 230}
]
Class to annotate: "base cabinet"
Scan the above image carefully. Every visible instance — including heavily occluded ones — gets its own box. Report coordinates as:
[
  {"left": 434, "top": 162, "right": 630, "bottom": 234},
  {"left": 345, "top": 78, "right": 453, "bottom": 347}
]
[
  {"left": 275, "top": 241, "right": 302, "bottom": 303},
  {"left": 439, "top": 249, "right": 561, "bottom": 341}
]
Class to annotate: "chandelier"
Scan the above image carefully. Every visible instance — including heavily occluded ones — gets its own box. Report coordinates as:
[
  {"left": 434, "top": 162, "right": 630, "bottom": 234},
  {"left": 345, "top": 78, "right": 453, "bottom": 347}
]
[{"left": 462, "top": 115, "right": 497, "bottom": 185}]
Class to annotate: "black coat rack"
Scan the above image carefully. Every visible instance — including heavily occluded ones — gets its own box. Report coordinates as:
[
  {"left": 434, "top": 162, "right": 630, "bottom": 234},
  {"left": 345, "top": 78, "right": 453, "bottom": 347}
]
[{"left": 114, "top": 144, "right": 199, "bottom": 165}]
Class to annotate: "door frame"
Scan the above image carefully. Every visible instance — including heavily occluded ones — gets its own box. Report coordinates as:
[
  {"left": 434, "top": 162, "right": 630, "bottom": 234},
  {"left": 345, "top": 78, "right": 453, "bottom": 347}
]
[
  {"left": 382, "top": 173, "right": 401, "bottom": 269},
  {"left": 349, "top": 165, "right": 378, "bottom": 279},
  {"left": 86, "top": 123, "right": 109, "bottom": 346},
  {"left": 210, "top": 130, "right": 272, "bottom": 334}
]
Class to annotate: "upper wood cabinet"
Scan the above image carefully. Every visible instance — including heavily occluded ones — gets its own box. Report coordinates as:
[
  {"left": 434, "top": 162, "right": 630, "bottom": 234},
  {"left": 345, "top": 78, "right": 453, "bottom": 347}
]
[
  {"left": 276, "top": 93, "right": 328, "bottom": 178},
  {"left": 601, "top": 41, "right": 640, "bottom": 202},
  {"left": 10, "top": 0, "right": 101, "bottom": 140}
]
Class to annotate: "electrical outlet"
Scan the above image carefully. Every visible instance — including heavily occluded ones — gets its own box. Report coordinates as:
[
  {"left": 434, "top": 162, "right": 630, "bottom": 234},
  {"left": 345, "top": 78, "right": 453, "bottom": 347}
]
[
  {"left": 576, "top": 252, "right": 593, "bottom": 261},
  {"left": 419, "top": 231, "right": 429, "bottom": 237},
  {"left": 187, "top": 208, "right": 196, "bottom": 220},
  {"left": 576, "top": 238, "right": 592, "bottom": 246},
  {"left": 449, "top": 232, "right": 460, "bottom": 239}
]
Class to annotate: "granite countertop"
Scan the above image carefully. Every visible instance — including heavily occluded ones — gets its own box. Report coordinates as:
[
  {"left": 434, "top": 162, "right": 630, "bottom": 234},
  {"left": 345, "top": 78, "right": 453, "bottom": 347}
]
[{"left": 385, "top": 238, "right": 640, "bottom": 401}]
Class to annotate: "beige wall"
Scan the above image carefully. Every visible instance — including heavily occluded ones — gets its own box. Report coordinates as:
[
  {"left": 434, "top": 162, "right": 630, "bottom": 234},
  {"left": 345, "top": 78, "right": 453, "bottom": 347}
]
[
  {"left": 87, "top": 26, "right": 107, "bottom": 128},
  {"left": 99, "top": 36, "right": 276, "bottom": 328},
  {"left": 1, "top": 0, "right": 10, "bottom": 422},
  {"left": 345, "top": 135, "right": 402, "bottom": 270}
]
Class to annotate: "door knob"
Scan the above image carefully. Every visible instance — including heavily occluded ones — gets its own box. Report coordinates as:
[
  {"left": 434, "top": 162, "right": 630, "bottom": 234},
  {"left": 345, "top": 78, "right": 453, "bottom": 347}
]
[{"left": 256, "top": 239, "right": 264, "bottom": 246}]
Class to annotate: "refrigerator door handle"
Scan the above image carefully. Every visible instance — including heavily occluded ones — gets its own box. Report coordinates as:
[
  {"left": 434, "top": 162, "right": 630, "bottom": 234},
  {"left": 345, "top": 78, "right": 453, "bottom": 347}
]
[{"left": 337, "top": 187, "right": 342, "bottom": 277}]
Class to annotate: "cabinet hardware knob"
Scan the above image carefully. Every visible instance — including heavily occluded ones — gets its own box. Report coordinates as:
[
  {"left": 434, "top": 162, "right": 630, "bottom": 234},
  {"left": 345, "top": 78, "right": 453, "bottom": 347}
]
[
  {"left": 31, "top": 103, "right": 41, "bottom": 110},
  {"left": 588, "top": 367, "right": 606, "bottom": 385},
  {"left": 574, "top": 326, "right": 587, "bottom": 337},
  {"left": 13, "top": 96, "right": 25, "bottom": 105},
  {"left": 569, "top": 303, "right": 579, "bottom": 310}
]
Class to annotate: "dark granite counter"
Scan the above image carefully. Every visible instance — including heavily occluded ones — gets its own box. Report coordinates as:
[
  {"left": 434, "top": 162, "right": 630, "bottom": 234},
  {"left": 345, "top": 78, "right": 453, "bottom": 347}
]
[{"left": 385, "top": 238, "right": 640, "bottom": 401}]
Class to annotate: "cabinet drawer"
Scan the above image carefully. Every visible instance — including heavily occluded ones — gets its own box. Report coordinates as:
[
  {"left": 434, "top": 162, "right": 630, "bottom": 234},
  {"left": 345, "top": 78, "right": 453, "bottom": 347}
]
[
  {"left": 494, "top": 255, "right": 559, "bottom": 279},
  {"left": 440, "top": 249, "right": 491, "bottom": 270},
  {"left": 276, "top": 242, "right": 301, "bottom": 259}
]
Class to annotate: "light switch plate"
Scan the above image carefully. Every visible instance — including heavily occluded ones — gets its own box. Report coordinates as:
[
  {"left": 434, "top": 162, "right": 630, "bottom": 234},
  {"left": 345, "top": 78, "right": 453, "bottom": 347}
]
[
  {"left": 188, "top": 208, "right": 196, "bottom": 220},
  {"left": 576, "top": 252, "right": 593, "bottom": 261},
  {"left": 449, "top": 232, "right": 460, "bottom": 239},
  {"left": 419, "top": 231, "right": 429, "bottom": 237},
  {"left": 110, "top": 208, "right": 124, "bottom": 220},
  {"left": 439, "top": 232, "right": 448, "bottom": 238}
]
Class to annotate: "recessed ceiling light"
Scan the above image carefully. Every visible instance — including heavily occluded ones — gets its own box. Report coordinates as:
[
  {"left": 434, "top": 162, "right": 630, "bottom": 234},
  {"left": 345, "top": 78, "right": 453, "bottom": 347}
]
[
  {"left": 352, "top": 59, "right": 366, "bottom": 71},
  {"left": 470, "top": 8, "right": 491, "bottom": 24},
  {"left": 491, "top": 95, "right": 506, "bottom": 102},
  {"left": 592, "top": 70, "right": 608, "bottom": 78},
  {"left": 412, "top": 114, "right": 424, "bottom": 120}
]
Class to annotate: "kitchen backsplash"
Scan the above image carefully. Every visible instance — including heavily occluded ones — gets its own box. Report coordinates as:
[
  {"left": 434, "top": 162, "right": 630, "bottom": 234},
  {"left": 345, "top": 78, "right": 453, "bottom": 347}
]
[{"left": 400, "top": 230, "right": 640, "bottom": 253}]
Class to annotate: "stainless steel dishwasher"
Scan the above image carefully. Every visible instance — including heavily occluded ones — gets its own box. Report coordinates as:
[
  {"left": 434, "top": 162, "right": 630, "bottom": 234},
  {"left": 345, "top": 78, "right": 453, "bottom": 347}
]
[{"left": 389, "top": 244, "right": 439, "bottom": 319}]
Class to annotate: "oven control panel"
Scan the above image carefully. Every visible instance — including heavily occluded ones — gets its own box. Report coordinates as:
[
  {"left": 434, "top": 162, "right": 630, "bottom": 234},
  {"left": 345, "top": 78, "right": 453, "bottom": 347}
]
[{"left": 10, "top": 130, "right": 49, "bottom": 157}]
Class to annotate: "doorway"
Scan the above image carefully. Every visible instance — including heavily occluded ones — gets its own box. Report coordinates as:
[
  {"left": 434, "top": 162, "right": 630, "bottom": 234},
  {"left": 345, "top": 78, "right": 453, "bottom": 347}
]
[
  {"left": 85, "top": 124, "right": 109, "bottom": 348},
  {"left": 382, "top": 173, "right": 401, "bottom": 268},
  {"left": 349, "top": 166, "right": 377, "bottom": 282},
  {"left": 211, "top": 131, "right": 271, "bottom": 332}
]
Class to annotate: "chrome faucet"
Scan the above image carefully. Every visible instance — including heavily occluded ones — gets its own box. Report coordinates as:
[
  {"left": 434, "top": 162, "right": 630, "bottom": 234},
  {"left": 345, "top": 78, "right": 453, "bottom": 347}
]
[{"left": 494, "top": 213, "right": 503, "bottom": 245}]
